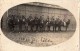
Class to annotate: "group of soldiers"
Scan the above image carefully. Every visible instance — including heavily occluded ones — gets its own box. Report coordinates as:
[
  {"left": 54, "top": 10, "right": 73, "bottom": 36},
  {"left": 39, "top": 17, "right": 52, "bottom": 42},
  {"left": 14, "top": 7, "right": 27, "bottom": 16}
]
[{"left": 7, "top": 14, "right": 70, "bottom": 32}]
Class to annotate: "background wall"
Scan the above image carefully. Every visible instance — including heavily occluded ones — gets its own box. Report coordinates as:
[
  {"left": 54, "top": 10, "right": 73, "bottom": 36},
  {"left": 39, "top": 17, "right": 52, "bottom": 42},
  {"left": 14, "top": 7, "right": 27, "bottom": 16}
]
[{"left": 1, "top": 3, "right": 76, "bottom": 31}]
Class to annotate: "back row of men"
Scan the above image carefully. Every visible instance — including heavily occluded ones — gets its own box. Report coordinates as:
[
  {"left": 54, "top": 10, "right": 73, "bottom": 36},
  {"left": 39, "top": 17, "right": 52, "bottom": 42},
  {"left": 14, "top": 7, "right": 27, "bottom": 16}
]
[{"left": 6, "top": 14, "right": 70, "bottom": 32}]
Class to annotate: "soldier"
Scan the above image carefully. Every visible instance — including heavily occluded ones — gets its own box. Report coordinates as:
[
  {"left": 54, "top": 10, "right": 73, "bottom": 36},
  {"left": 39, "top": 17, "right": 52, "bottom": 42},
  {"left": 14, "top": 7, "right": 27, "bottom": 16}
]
[
  {"left": 25, "top": 17, "right": 28, "bottom": 32},
  {"left": 7, "top": 15, "right": 15, "bottom": 32},
  {"left": 27, "top": 14, "right": 34, "bottom": 32},
  {"left": 39, "top": 15, "right": 46, "bottom": 32},
  {"left": 34, "top": 14, "right": 39, "bottom": 32},
  {"left": 65, "top": 19, "right": 70, "bottom": 31},
  {"left": 50, "top": 16, "right": 55, "bottom": 31},
  {"left": 55, "top": 16, "right": 62, "bottom": 31},
  {"left": 21, "top": 15, "right": 27, "bottom": 32},
  {"left": 38, "top": 16, "right": 43, "bottom": 32},
  {"left": 16, "top": 15, "right": 21, "bottom": 32},
  {"left": 7, "top": 16, "right": 12, "bottom": 31},
  {"left": 45, "top": 16, "right": 50, "bottom": 31}
]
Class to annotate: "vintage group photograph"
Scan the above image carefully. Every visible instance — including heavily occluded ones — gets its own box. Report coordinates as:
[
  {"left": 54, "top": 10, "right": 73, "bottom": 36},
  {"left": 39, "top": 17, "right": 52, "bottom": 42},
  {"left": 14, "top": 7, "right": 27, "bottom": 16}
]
[{"left": 1, "top": 2, "right": 76, "bottom": 47}]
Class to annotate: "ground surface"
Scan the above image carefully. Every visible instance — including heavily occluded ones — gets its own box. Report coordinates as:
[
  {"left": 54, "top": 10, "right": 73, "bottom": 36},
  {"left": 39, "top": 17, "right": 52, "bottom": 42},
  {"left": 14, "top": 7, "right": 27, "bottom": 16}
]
[{"left": 4, "top": 31, "right": 75, "bottom": 47}]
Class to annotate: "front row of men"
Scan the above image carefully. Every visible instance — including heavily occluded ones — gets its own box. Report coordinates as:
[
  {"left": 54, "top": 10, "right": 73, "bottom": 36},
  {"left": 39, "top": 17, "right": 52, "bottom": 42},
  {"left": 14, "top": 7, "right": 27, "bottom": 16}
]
[{"left": 7, "top": 14, "right": 70, "bottom": 32}]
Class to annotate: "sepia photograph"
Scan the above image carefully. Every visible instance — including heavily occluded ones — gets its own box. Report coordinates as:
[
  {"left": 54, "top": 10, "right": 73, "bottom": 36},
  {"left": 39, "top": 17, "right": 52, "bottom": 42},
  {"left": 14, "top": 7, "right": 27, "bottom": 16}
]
[{"left": 1, "top": 2, "right": 76, "bottom": 47}]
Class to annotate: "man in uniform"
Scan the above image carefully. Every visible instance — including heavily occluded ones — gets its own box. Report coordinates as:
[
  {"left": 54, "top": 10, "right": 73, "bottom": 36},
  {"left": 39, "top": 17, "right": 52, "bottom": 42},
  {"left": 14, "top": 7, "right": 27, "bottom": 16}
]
[
  {"left": 38, "top": 15, "right": 44, "bottom": 32},
  {"left": 55, "top": 16, "right": 62, "bottom": 31},
  {"left": 34, "top": 14, "right": 39, "bottom": 32},
  {"left": 21, "top": 15, "right": 26, "bottom": 32},
  {"left": 45, "top": 16, "right": 50, "bottom": 31},
  {"left": 27, "top": 14, "right": 34, "bottom": 32},
  {"left": 7, "top": 15, "right": 15, "bottom": 32},
  {"left": 39, "top": 15, "right": 46, "bottom": 32},
  {"left": 50, "top": 16, "right": 55, "bottom": 31}
]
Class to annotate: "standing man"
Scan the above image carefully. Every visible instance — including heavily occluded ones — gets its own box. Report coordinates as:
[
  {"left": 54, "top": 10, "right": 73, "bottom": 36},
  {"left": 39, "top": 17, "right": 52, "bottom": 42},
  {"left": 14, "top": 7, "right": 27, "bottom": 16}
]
[
  {"left": 38, "top": 15, "right": 43, "bottom": 32},
  {"left": 50, "top": 16, "right": 55, "bottom": 31},
  {"left": 40, "top": 15, "right": 45, "bottom": 32},
  {"left": 34, "top": 14, "right": 39, "bottom": 32},
  {"left": 21, "top": 15, "right": 26, "bottom": 32},
  {"left": 27, "top": 14, "right": 34, "bottom": 32},
  {"left": 55, "top": 16, "right": 62, "bottom": 31},
  {"left": 45, "top": 16, "right": 50, "bottom": 31},
  {"left": 7, "top": 15, "right": 15, "bottom": 32},
  {"left": 7, "top": 16, "right": 13, "bottom": 31}
]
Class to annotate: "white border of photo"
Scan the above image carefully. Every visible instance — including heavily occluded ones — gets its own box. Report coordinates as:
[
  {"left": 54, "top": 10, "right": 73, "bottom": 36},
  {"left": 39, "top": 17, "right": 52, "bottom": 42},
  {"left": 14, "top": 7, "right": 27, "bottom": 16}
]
[{"left": 0, "top": 0, "right": 79, "bottom": 51}]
